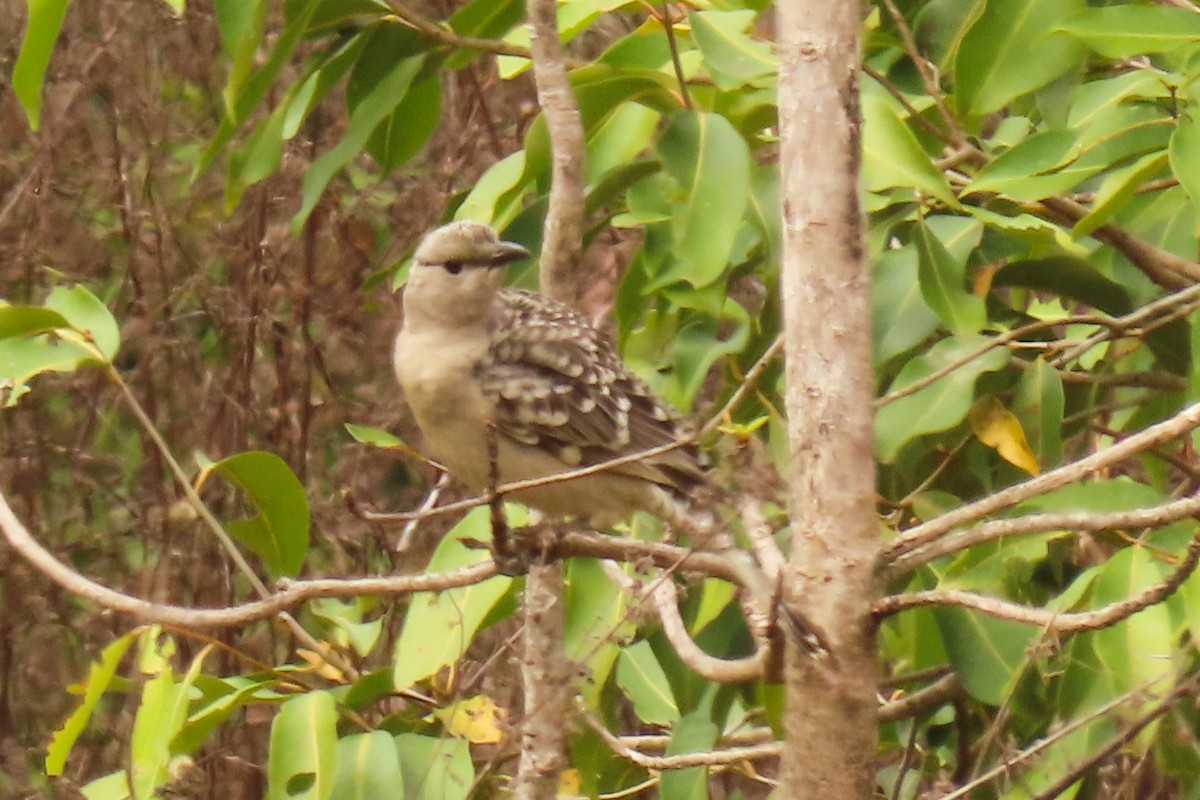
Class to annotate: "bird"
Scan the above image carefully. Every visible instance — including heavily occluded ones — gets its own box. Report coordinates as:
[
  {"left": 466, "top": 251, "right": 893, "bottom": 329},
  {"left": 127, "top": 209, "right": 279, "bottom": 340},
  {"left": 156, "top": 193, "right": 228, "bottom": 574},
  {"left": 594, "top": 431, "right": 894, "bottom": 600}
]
[
  {"left": 393, "top": 220, "right": 830, "bottom": 657},
  {"left": 393, "top": 220, "right": 706, "bottom": 527}
]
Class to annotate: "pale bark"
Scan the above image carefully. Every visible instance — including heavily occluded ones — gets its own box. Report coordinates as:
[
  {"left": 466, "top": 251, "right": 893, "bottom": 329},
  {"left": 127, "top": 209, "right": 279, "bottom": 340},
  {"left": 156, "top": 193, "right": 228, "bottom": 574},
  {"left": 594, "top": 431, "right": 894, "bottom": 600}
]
[{"left": 777, "top": 1, "right": 878, "bottom": 797}]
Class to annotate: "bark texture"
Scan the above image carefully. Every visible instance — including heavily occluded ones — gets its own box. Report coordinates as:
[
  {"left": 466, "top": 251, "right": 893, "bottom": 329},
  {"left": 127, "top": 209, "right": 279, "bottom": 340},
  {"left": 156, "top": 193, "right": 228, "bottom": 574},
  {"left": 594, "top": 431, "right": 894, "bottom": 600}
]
[{"left": 777, "top": 1, "right": 879, "bottom": 797}]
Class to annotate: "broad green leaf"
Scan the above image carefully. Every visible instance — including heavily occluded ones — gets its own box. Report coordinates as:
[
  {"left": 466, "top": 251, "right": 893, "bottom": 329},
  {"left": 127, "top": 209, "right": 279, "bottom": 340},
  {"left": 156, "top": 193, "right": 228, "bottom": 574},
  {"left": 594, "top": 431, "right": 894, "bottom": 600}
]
[
  {"left": 1169, "top": 107, "right": 1200, "bottom": 208},
  {"left": 1013, "top": 357, "right": 1064, "bottom": 469},
  {"left": 12, "top": 0, "right": 71, "bottom": 130},
  {"left": 933, "top": 607, "right": 1036, "bottom": 705},
  {"left": 47, "top": 632, "right": 138, "bottom": 776},
  {"left": 267, "top": 692, "right": 339, "bottom": 800},
  {"left": 862, "top": 79, "right": 957, "bottom": 206},
  {"left": 225, "top": 102, "right": 287, "bottom": 211},
  {"left": 963, "top": 205, "right": 1088, "bottom": 256},
  {"left": 200, "top": 451, "right": 311, "bottom": 578},
  {"left": 655, "top": 111, "right": 750, "bottom": 287},
  {"left": 691, "top": 578, "right": 738, "bottom": 637},
  {"left": 873, "top": 247, "right": 940, "bottom": 366},
  {"left": 955, "top": 0, "right": 1085, "bottom": 118},
  {"left": 616, "top": 641, "right": 680, "bottom": 725},
  {"left": 1057, "top": 6, "right": 1200, "bottom": 58},
  {"left": 81, "top": 771, "right": 132, "bottom": 800},
  {"left": 992, "top": 257, "right": 1131, "bottom": 315},
  {"left": 394, "top": 734, "right": 473, "bottom": 800},
  {"left": 914, "top": 219, "right": 986, "bottom": 334},
  {"left": 456, "top": 151, "right": 529, "bottom": 229},
  {"left": 876, "top": 335, "right": 1010, "bottom": 463},
  {"left": 446, "top": 0, "right": 523, "bottom": 68},
  {"left": 966, "top": 129, "right": 1079, "bottom": 200},
  {"left": 392, "top": 507, "right": 516, "bottom": 690},
  {"left": 295, "top": 56, "right": 424, "bottom": 230},
  {"left": 0, "top": 305, "right": 71, "bottom": 339},
  {"left": 46, "top": 284, "right": 121, "bottom": 362},
  {"left": 1073, "top": 150, "right": 1169, "bottom": 238},
  {"left": 659, "top": 711, "right": 720, "bottom": 800},
  {"left": 586, "top": 103, "right": 660, "bottom": 184},
  {"left": 564, "top": 558, "right": 628, "bottom": 705},
  {"left": 688, "top": 9, "right": 776, "bottom": 89},
  {"left": 332, "top": 732, "right": 404, "bottom": 800},
  {"left": 283, "top": 31, "right": 372, "bottom": 139},
  {"left": 367, "top": 70, "right": 441, "bottom": 172}
]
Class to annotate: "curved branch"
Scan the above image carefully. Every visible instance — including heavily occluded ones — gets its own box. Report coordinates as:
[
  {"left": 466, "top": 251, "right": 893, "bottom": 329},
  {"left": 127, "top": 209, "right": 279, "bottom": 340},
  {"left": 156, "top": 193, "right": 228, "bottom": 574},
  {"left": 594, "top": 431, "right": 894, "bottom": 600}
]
[
  {"left": 883, "top": 401, "right": 1200, "bottom": 563},
  {"left": 876, "top": 534, "right": 1200, "bottom": 633},
  {"left": 652, "top": 577, "right": 765, "bottom": 684},
  {"left": 0, "top": 487, "right": 494, "bottom": 628}
]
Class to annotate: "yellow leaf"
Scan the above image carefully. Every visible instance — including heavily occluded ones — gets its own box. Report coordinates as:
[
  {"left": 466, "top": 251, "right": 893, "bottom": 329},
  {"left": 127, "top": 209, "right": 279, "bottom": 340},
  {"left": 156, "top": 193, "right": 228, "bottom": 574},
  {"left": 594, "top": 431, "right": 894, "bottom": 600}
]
[
  {"left": 968, "top": 396, "right": 1041, "bottom": 476},
  {"left": 558, "top": 768, "right": 582, "bottom": 797},
  {"left": 437, "top": 695, "right": 507, "bottom": 744},
  {"left": 296, "top": 646, "right": 345, "bottom": 683}
]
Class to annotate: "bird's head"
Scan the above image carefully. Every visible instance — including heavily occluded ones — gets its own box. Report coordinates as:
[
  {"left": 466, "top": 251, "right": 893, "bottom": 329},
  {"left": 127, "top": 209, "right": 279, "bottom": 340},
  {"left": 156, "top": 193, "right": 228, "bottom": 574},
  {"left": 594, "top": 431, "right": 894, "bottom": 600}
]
[{"left": 403, "top": 221, "right": 531, "bottom": 328}]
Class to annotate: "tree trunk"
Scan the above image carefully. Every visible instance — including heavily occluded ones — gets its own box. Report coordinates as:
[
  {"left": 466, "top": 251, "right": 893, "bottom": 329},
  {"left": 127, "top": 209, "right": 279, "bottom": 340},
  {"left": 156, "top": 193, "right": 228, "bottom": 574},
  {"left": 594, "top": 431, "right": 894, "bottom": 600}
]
[{"left": 777, "top": 1, "right": 878, "bottom": 797}]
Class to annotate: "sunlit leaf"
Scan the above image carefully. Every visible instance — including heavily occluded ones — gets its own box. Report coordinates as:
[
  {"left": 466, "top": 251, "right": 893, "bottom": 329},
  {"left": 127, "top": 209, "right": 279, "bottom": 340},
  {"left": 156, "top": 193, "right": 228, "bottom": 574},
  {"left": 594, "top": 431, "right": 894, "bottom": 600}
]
[
  {"left": 11, "top": 0, "right": 71, "bottom": 130},
  {"left": 199, "top": 451, "right": 311, "bottom": 578},
  {"left": 435, "top": 695, "right": 507, "bottom": 744},
  {"left": 394, "top": 734, "right": 473, "bottom": 800},
  {"left": 47, "top": 632, "right": 139, "bottom": 776},
  {"left": 1057, "top": 5, "right": 1200, "bottom": 58},
  {"left": 267, "top": 692, "right": 339, "bottom": 800},
  {"left": 616, "top": 641, "right": 680, "bottom": 725},
  {"left": 332, "top": 732, "right": 404, "bottom": 800}
]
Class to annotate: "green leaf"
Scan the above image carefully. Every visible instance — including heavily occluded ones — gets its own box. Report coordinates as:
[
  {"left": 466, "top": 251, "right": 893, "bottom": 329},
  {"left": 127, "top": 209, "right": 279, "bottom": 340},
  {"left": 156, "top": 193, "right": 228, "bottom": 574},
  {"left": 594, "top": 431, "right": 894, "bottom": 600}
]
[
  {"left": 392, "top": 507, "right": 517, "bottom": 690},
  {"left": 310, "top": 598, "right": 383, "bottom": 658},
  {"left": 955, "top": 0, "right": 1085, "bottom": 118},
  {"left": 873, "top": 247, "right": 940, "bottom": 366},
  {"left": 1057, "top": 6, "right": 1200, "bottom": 58},
  {"left": 172, "top": 676, "right": 279, "bottom": 754},
  {"left": 688, "top": 9, "right": 776, "bottom": 89},
  {"left": 46, "top": 284, "right": 121, "bottom": 362},
  {"left": 1169, "top": 107, "right": 1200, "bottom": 207},
  {"left": 81, "top": 771, "right": 132, "bottom": 800},
  {"left": 11, "top": 0, "right": 71, "bottom": 130},
  {"left": 966, "top": 129, "right": 1080, "bottom": 200},
  {"left": 659, "top": 712, "right": 720, "bottom": 800},
  {"left": 656, "top": 111, "right": 751, "bottom": 287},
  {"left": 367, "top": 73, "right": 441, "bottom": 173},
  {"left": 586, "top": 103, "right": 660, "bottom": 185},
  {"left": 393, "top": 734, "right": 473, "bottom": 800},
  {"left": 876, "top": 335, "right": 1010, "bottom": 463},
  {"left": 130, "top": 644, "right": 211, "bottom": 800},
  {"left": 862, "top": 78, "right": 958, "bottom": 206},
  {"left": 1073, "top": 150, "right": 1169, "bottom": 238},
  {"left": 914, "top": 219, "right": 986, "bottom": 335},
  {"left": 933, "top": 607, "right": 1036, "bottom": 705},
  {"left": 294, "top": 55, "right": 425, "bottom": 230},
  {"left": 616, "top": 641, "right": 680, "bottom": 725},
  {"left": 563, "top": 558, "right": 628, "bottom": 705},
  {"left": 267, "top": 692, "right": 339, "bottom": 800},
  {"left": 0, "top": 305, "right": 72, "bottom": 340},
  {"left": 201, "top": 451, "right": 311, "bottom": 578},
  {"left": 1013, "top": 357, "right": 1065, "bottom": 470},
  {"left": 344, "top": 423, "right": 405, "bottom": 448},
  {"left": 332, "top": 732, "right": 404, "bottom": 800},
  {"left": 47, "top": 632, "right": 138, "bottom": 776}
]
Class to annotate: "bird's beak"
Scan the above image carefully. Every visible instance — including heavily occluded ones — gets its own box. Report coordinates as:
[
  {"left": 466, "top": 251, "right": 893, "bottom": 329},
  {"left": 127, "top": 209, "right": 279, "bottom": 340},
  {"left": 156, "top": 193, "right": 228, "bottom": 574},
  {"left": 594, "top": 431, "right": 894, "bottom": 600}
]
[{"left": 489, "top": 240, "right": 531, "bottom": 266}]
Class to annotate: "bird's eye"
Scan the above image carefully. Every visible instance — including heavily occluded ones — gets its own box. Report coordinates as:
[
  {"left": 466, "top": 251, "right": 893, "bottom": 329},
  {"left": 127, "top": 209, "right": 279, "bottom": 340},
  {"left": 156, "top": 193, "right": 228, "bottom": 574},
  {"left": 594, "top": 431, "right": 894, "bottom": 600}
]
[{"left": 443, "top": 261, "right": 463, "bottom": 275}]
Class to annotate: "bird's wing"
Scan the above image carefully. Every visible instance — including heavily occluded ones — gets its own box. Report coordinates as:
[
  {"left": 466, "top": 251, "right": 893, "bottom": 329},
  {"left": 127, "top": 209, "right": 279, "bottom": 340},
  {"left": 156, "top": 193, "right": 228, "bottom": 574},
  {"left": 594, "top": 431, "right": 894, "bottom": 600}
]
[{"left": 475, "top": 290, "right": 705, "bottom": 490}]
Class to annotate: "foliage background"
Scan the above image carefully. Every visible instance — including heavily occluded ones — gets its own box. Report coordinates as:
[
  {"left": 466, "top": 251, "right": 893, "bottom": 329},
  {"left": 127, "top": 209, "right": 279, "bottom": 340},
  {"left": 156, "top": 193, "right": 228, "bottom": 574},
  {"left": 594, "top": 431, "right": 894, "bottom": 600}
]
[{"left": 7, "top": 0, "right": 1200, "bottom": 798}]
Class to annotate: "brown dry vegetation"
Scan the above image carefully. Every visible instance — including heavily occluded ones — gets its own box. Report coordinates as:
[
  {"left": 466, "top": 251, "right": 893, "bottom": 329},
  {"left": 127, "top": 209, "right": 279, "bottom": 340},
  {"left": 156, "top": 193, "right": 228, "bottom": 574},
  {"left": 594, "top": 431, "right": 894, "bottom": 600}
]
[{"left": 0, "top": 2, "right": 539, "bottom": 795}]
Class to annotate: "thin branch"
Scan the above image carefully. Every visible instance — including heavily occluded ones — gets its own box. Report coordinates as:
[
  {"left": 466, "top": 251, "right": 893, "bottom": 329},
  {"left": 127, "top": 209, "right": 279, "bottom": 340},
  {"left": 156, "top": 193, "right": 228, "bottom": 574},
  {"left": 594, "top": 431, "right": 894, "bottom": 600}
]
[
  {"left": 888, "top": 492, "right": 1200, "bottom": 577},
  {"left": 383, "top": 0, "right": 534, "bottom": 60},
  {"left": 878, "top": 673, "right": 963, "bottom": 723},
  {"left": 878, "top": 0, "right": 963, "bottom": 146},
  {"left": 578, "top": 701, "right": 783, "bottom": 770},
  {"left": 876, "top": 534, "right": 1200, "bottom": 633},
  {"left": 659, "top": 2, "right": 693, "bottom": 110},
  {"left": 883, "top": 401, "right": 1200, "bottom": 562},
  {"left": 938, "top": 673, "right": 1194, "bottom": 800},
  {"left": 700, "top": 335, "right": 784, "bottom": 437}
]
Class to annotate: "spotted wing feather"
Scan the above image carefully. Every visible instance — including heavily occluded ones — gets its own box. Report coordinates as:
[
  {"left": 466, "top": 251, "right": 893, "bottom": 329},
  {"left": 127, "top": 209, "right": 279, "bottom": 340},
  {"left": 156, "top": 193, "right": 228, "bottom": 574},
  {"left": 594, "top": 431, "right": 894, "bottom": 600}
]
[{"left": 475, "top": 289, "right": 705, "bottom": 491}]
